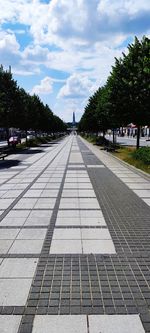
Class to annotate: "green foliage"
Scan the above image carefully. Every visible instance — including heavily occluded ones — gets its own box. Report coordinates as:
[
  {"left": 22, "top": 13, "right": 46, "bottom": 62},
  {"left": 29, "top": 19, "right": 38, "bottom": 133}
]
[
  {"left": 0, "top": 66, "right": 67, "bottom": 144},
  {"left": 131, "top": 147, "right": 150, "bottom": 165},
  {"left": 79, "top": 36, "right": 150, "bottom": 149}
]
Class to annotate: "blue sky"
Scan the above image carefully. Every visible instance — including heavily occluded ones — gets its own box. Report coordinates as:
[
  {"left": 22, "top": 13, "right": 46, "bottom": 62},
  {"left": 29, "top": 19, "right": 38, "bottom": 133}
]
[{"left": 0, "top": 0, "right": 150, "bottom": 122}]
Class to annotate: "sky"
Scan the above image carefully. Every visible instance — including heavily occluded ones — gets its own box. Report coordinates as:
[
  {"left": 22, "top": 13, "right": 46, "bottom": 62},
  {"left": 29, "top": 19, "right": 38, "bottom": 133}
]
[{"left": 0, "top": 0, "right": 150, "bottom": 123}]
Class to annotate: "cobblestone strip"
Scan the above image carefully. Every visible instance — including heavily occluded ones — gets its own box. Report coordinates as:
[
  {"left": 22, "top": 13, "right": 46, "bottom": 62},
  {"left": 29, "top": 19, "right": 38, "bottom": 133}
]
[{"left": 77, "top": 136, "right": 150, "bottom": 332}]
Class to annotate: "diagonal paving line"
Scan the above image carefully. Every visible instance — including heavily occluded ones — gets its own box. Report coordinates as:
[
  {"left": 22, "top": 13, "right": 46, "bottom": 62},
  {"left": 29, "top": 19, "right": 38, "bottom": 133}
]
[{"left": 0, "top": 138, "right": 69, "bottom": 223}]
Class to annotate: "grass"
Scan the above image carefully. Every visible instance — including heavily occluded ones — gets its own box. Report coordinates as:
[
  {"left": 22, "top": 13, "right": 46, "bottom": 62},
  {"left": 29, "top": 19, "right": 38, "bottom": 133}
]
[
  {"left": 113, "top": 147, "right": 150, "bottom": 174},
  {"left": 77, "top": 133, "right": 150, "bottom": 174}
]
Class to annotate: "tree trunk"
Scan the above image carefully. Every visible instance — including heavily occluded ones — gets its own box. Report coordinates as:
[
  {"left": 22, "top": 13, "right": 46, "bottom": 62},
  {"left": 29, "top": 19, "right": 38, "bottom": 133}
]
[
  {"left": 25, "top": 130, "right": 28, "bottom": 146},
  {"left": 6, "top": 128, "right": 10, "bottom": 147},
  {"left": 112, "top": 129, "right": 115, "bottom": 144},
  {"left": 136, "top": 126, "right": 140, "bottom": 149}
]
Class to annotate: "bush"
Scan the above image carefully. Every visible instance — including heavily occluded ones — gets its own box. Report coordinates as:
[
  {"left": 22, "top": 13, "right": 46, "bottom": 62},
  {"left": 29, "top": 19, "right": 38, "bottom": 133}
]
[
  {"left": 132, "top": 147, "right": 150, "bottom": 165},
  {"left": 95, "top": 136, "right": 110, "bottom": 146}
]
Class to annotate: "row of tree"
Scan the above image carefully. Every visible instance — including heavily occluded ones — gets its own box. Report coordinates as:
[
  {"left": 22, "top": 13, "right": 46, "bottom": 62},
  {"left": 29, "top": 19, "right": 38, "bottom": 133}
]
[
  {"left": 0, "top": 66, "right": 67, "bottom": 144},
  {"left": 78, "top": 36, "right": 150, "bottom": 148}
]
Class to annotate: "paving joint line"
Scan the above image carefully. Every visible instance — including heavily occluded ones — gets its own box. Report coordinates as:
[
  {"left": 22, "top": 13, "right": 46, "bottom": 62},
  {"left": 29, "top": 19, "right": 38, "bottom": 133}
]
[
  {"left": 0, "top": 139, "right": 61, "bottom": 186},
  {"left": 0, "top": 138, "right": 69, "bottom": 223}
]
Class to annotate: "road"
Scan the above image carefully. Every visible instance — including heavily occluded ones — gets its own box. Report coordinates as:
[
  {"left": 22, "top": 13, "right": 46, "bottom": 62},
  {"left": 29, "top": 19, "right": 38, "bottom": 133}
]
[
  {"left": 0, "top": 138, "right": 26, "bottom": 148},
  {"left": 105, "top": 135, "right": 150, "bottom": 147},
  {"left": 0, "top": 135, "right": 150, "bottom": 332}
]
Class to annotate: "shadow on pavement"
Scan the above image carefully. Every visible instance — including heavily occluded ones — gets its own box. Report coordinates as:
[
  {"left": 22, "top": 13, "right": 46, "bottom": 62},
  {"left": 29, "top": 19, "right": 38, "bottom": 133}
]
[
  {"left": 0, "top": 159, "right": 21, "bottom": 169},
  {"left": 18, "top": 148, "right": 44, "bottom": 155}
]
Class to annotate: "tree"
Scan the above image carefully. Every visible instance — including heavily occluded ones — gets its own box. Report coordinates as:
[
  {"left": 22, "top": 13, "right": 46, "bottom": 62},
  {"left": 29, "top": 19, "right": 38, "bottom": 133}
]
[
  {"left": 0, "top": 66, "right": 19, "bottom": 144},
  {"left": 108, "top": 36, "right": 150, "bottom": 148},
  {"left": 79, "top": 36, "right": 150, "bottom": 149}
]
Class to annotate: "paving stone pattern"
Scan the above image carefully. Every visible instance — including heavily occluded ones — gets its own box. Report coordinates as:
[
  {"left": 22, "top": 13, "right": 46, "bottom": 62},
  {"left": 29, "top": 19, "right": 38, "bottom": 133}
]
[{"left": 0, "top": 135, "right": 149, "bottom": 332}]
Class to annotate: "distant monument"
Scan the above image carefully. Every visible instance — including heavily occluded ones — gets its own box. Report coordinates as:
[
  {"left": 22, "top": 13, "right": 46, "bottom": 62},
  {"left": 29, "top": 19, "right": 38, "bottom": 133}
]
[{"left": 72, "top": 112, "right": 76, "bottom": 126}]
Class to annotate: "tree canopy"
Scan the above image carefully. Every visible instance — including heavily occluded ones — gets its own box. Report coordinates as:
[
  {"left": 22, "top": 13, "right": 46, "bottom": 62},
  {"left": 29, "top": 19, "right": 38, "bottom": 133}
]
[
  {"left": 78, "top": 36, "right": 150, "bottom": 148},
  {"left": 0, "top": 65, "right": 67, "bottom": 142}
]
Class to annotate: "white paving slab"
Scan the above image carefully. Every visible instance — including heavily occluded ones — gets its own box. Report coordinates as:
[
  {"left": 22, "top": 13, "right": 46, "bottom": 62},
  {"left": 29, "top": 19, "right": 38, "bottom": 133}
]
[
  {"left": 57, "top": 210, "right": 103, "bottom": 218},
  {"left": 55, "top": 216, "right": 106, "bottom": 226},
  {"left": 80, "top": 217, "right": 106, "bottom": 226},
  {"left": 0, "top": 315, "right": 21, "bottom": 333},
  {"left": 143, "top": 198, "right": 150, "bottom": 206},
  {"left": 2, "top": 190, "right": 22, "bottom": 198},
  {"left": 40, "top": 189, "right": 59, "bottom": 197},
  {"left": 81, "top": 228, "right": 111, "bottom": 239},
  {"left": 0, "top": 199, "right": 14, "bottom": 209},
  {"left": 0, "top": 217, "right": 27, "bottom": 226},
  {"left": 69, "top": 153, "right": 84, "bottom": 163},
  {"left": 64, "top": 178, "right": 90, "bottom": 183},
  {"left": 64, "top": 183, "right": 93, "bottom": 189},
  {"left": 62, "top": 190, "right": 96, "bottom": 197},
  {"left": 24, "top": 217, "right": 50, "bottom": 226},
  {"left": 56, "top": 217, "right": 80, "bottom": 226},
  {"left": 0, "top": 229, "right": 19, "bottom": 239},
  {"left": 0, "top": 240, "right": 13, "bottom": 253},
  {"left": 68, "top": 164, "right": 85, "bottom": 168},
  {"left": 59, "top": 198, "right": 100, "bottom": 209},
  {"left": 34, "top": 198, "right": 56, "bottom": 209},
  {"left": 23, "top": 189, "right": 43, "bottom": 197},
  {"left": 120, "top": 178, "right": 148, "bottom": 183},
  {"left": 14, "top": 198, "right": 37, "bottom": 209},
  {"left": 87, "top": 165, "right": 105, "bottom": 168},
  {"left": 0, "top": 258, "right": 38, "bottom": 278},
  {"left": 53, "top": 229, "right": 81, "bottom": 240},
  {"left": 8, "top": 239, "right": 44, "bottom": 254},
  {"left": 58, "top": 211, "right": 81, "bottom": 219},
  {"left": 6, "top": 210, "right": 30, "bottom": 218},
  {"left": 133, "top": 189, "right": 150, "bottom": 197},
  {"left": 28, "top": 210, "right": 52, "bottom": 218},
  {"left": 126, "top": 183, "right": 150, "bottom": 189},
  {"left": 32, "top": 315, "right": 87, "bottom": 333},
  {"left": 17, "top": 229, "right": 47, "bottom": 240},
  {"left": 89, "top": 315, "right": 145, "bottom": 333},
  {"left": 50, "top": 239, "right": 82, "bottom": 254},
  {"left": 45, "top": 183, "right": 61, "bottom": 189},
  {"left": 0, "top": 279, "right": 32, "bottom": 305},
  {"left": 82, "top": 239, "right": 116, "bottom": 254}
]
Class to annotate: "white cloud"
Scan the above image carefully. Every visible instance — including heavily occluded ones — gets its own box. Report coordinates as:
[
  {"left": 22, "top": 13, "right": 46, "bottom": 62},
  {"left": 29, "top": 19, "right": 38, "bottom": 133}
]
[
  {"left": 0, "top": 30, "right": 20, "bottom": 52},
  {"left": 58, "top": 73, "right": 96, "bottom": 99},
  {"left": 0, "top": 0, "right": 149, "bottom": 122},
  {"left": 31, "top": 76, "right": 53, "bottom": 95},
  {"left": 0, "top": 29, "right": 41, "bottom": 75},
  {"left": 1, "top": 0, "right": 149, "bottom": 47}
]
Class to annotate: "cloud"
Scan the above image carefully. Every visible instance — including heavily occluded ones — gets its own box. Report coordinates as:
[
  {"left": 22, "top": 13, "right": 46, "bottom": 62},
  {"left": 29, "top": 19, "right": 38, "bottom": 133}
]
[
  {"left": 1, "top": 0, "right": 150, "bottom": 47},
  {"left": 0, "top": 29, "right": 20, "bottom": 53},
  {"left": 0, "top": 0, "right": 149, "bottom": 122},
  {"left": 58, "top": 73, "right": 97, "bottom": 99},
  {"left": 31, "top": 76, "right": 53, "bottom": 95}
]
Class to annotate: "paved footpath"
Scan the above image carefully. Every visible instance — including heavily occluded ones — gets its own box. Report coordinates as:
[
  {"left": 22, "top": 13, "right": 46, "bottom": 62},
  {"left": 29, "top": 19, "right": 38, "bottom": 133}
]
[{"left": 0, "top": 135, "right": 150, "bottom": 333}]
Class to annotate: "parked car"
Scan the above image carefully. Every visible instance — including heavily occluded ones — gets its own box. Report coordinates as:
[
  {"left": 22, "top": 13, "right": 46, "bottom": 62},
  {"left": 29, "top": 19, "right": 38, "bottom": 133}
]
[
  {"left": 9, "top": 136, "right": 21, "bottom": 145},
  {"left": 27, "top": 134, "right": 35, "bottom": 140}
]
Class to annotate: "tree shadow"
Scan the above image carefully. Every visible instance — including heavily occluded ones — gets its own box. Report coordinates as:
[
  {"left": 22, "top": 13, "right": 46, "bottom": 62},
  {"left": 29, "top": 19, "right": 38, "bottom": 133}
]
[
  {"left": 19, "top": 148, "right": 44, "bottom": 155},
  {"left": 0, "top": 159, "right": 21, "bottom": 169}
]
